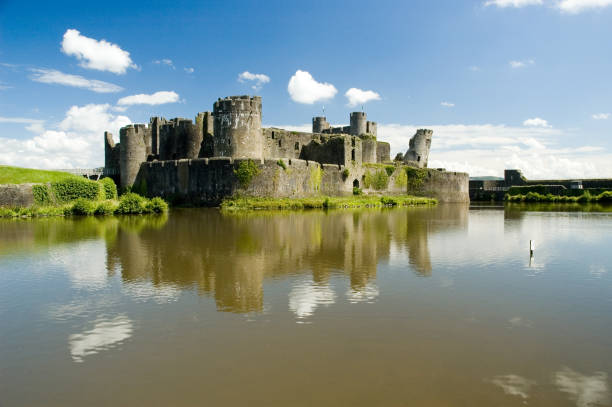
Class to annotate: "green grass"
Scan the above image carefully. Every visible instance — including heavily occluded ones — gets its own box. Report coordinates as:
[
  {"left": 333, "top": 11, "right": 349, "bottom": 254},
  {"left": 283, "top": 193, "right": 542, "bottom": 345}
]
[
  {"left": 505, "top": 191, "right": 612, "bottom": 203},
  {"left": 220, "top": 195, "right": 437, "bottom": 211},
  {"left": 0, "top": 165, "right": 80, "bottom": 184}
]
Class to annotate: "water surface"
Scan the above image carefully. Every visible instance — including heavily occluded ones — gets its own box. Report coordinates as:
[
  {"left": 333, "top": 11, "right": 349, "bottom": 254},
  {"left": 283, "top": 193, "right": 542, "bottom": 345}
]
[{"left": 1, "top": 205, "right": 611, "bottom": 406}]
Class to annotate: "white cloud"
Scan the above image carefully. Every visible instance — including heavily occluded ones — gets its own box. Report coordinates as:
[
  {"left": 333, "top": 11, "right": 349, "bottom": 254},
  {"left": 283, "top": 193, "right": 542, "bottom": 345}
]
[
  {"left": 30, "top": 68, "right": 123, "bottom": 93},
  {"left": 238, "top": 71, "right": 270, "bottom": 91},
  {"left": 0, "top": 116, "right": 44, "bottom": 125},
  {"left": 523, "top": 117, "right": 551, "bottom": 127},
  {"left": 376, "top": 123, "right": 611, "bottom": 178},
  {"left": 469, "top": 65, "right": 481, "bottom": 71},
  {"left": 441, "top": 101, "right": 455, "bottom": 107},
  {"left": 184, "top": 67, "right": 194, "bottom": 74},
  {"left": 117, "top": 91, "right": 180, "bottom": 106},
  {"left": 486, "top": 0, "right": 612, "bottom": 13},
  {"left": 592, "top": 113, "right": 610, "bottom": 120},
  {"left": 25, "top": 122, "right": 45, "bottom": 133},
  {"left": 489, "top": 374, "right": 536, "bottom": 399},
  {"left": 153, "top": 59, "right": 174, "bottom": 69},
  {"left": 61, "top": 29, "right": 137, "bottom": 74},
  {"left": 0, "top": 103, "right": 131, "bottom": 169},
  {"left": 485, "top": 0, "right": 543, "bottom": 7},
  {"left": 555, "top": 367, "right": 610, "bottom": 407},
  {"left": 557, "top": 0, "right": 612, "bottom": 13},
  {"left": 510, "top": 59, "right": 535, "bottom": 68},
  {"left": 0, "top": 116, "right": 46, "bottom": 133},
  {"left": 287, "top": 70, "right": 337, "bottom": 104},
  {"left": 345, "top": 87, "right": 381, "bottom": 107}
]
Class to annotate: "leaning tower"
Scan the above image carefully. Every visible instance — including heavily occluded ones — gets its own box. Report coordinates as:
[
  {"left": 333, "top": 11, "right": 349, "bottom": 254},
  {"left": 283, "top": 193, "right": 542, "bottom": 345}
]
[
  {"left": 404, "top": 129, "right": 433, "bottom": 168},
  {"left": 213, "top": 96, "right": 262, "bottom": 159}
]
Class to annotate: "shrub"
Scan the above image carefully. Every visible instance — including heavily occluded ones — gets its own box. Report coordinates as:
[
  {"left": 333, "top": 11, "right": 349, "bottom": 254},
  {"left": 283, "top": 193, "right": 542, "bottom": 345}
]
[
  {"left": 0, "top": 207, "right": 17, "bottom": 217},
  {"left": 33, "top": 184, "right": 52, "bottom": 205},
  {"left": 405, "top": 167, "right": 428, "bottom": 191},
  {"left": 51, "top": 177, "right": 103, "bottom": 203},
  {"left": 71, "top": 198, "right": 96, "bottom": 215},
  {"left": 35, "top": 206, "right": 66, "bottom": 217},
  {"left": 342, "top": 168, "right": 350, "bottom": 180},
  {"left": 145, "top": 197, "right": 169, "bottom": 214},
  {"left": 116, "top": 192, "right": 147, "bottom": 214},
  {"left": 100, "top": 177, "right": 118, "bottom": 200},
  {"left": 95, "top": 200, "right": 118, "bottom": 215},
  {"left": 597, "top": 191, "right": 612, "bottom": 202},
  {"left": 380, "top": 196, "right": 398, "bottom": 206},
  {"left": 234, "top": 160, "right": 261, "bottom": 188},
  {"left": 276, "top": 159, "right": 287, "bottom": 170},
  {"left": 384, "top": 165, "right": 395, "bottom": 177},
  {"left": 353, "top": 187, "right": 363, "bottom": 196},
  {"left": 371, "top": 170, "right": 389, "bottom": 190}
]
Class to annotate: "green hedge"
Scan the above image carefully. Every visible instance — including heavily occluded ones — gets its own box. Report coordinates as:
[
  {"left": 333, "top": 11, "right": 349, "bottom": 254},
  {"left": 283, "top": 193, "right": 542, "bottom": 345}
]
[
  {"left": 505, "top": 191, "right": 612, "bottom": 203},
  {"left": 32, "top": 184, "right": 52, "bottom": 205},
  {"left": 100, "top": 177, "right": 118, "bottom": 200},
  {"left": 51, "top": 177, "right": 104, "bottom": 203},
  {"left": 508, "top": 185, "right": 608, "bottom": 197}
]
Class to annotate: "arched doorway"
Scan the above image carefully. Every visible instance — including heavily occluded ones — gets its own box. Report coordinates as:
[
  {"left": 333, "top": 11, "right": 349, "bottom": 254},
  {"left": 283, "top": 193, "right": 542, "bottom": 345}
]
[{"left": 353, "top": 179, "right": 360, "bottom": 188}]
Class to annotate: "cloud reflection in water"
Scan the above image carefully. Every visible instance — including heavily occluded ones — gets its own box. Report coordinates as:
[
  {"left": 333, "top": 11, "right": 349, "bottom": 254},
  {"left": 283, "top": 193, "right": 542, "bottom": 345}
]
[{"left": 69, "top": 315, "right": 133, "bottom": 363}]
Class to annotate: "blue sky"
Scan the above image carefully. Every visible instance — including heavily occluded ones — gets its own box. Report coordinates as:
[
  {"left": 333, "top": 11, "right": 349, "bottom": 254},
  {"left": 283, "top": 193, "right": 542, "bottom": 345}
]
[{"left": 1, "top": 0, "right": 611, "bottom": 177}]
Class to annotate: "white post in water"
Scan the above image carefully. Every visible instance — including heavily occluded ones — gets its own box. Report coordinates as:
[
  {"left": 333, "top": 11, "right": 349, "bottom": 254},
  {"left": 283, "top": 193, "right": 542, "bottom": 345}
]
[{"left": 530, "top": 240, "right": 535, "bottom": 256}]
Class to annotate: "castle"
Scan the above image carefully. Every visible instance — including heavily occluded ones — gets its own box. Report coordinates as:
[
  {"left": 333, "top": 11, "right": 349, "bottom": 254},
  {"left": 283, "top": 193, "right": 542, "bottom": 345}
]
[{"left": 104, "top": 95, "right": 469, "bottom": 204}]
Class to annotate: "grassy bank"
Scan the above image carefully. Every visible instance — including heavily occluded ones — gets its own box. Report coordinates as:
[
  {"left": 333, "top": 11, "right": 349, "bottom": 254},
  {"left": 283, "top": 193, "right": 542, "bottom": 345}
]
[
  {"left": 0, "top": 165, "right": 80, "bottom": 184},
  {"left": 220, "top": 195, "right": 437, "bottom": 211},
  {"left": 1, "top": 167, "right": 169, "bottom": 219},
  {"left": 505, "top": 191, "right": 612, "bottom": 203},
  {"left": 0, "top": 193, "right": 168, "bottom": 218}
]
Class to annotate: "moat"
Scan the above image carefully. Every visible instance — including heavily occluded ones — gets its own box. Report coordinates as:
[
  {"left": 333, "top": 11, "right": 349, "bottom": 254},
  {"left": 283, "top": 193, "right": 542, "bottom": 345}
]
[{"left": 1, "top": 205, "right": 611, "bottom": 406}]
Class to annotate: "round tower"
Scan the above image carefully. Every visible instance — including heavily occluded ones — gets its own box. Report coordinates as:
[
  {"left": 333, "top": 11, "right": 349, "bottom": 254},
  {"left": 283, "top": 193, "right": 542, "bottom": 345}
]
[
  {"left": 350, "top": 112, "right": 367, "bottom": 136},
  {"left": 120, "top": 124, "right": 148, "bottom": 189},
  {"left": 404, "top": 129, "right": 433, "bottom": 168},
  {"left": 312, "top": 116, "right": 330, "bottom": 133},
  {"left": 175, "top": 118, "right": 202, "bottom": 159},
  {"left": 213, "top": 95, "right": 262, "bottom": 158}
]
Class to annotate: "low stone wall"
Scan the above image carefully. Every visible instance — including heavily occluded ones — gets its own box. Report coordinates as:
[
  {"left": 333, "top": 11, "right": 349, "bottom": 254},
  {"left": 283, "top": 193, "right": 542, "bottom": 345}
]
[
  {"left": 0, "top": 183, "right": 35, "bottom": 207},
  {"left": 409, "top": 170, "right": 470, "bottom": 203}
]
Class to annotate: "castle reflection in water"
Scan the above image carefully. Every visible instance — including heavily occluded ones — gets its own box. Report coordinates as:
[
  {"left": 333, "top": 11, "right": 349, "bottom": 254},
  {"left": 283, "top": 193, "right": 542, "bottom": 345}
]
[{"left": 1, "top": 205, "right": 471, "bottom": 313}]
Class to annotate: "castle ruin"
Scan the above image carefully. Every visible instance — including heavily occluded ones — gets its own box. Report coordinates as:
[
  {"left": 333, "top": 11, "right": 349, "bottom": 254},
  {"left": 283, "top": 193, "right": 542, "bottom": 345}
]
[{"left": 104, "top": 95, "right": 469, "bottom": 204}]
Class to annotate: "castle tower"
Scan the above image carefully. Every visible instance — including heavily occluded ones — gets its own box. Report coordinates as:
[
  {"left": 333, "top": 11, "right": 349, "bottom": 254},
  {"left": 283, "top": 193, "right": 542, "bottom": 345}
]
[
  {"left": 119, "top": 124, "right": 148, "bottom": 188},
  {"left": 175, "top": 118, "right": 202, "bottom": 159},
  {"left": 361, "top": 137, "right": 377, "bottom": 164},
  {"left": 213, "top": 95, "right": 262, "bottom": 158},
  {"left": 312, "top": 116, "right": 330, "bottom": 133},
  {"left": 149, "top": 117, "right": 167, "bottom": 157},
  {"left": 104, "top": 131, "right": 120, "bottom": 173},
  {"left": 366, "top": 121, "right": 377, "bottom": 137},
  {"left": 197, "top": 111, "right": 214, "bottom": 158},
  {"left": 403, "top": 129, "right": 433, "bottom": 168},
  {"left": 349, "top": 112, "right": 367, "bottom": 136}
]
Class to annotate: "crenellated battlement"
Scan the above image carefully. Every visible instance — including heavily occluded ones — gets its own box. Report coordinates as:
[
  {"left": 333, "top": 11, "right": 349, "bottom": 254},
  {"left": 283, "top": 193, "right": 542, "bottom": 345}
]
[{"left": 214, "top": 95, "right": 262, "bottom": 113}]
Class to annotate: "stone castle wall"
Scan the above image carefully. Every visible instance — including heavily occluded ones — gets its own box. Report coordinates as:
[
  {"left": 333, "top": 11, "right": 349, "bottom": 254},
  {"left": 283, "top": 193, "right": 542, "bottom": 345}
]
[
  {"left": 134, "top": 158, "right": 470, "bottom": 205},
  {"left": 408, "top": 170, "right": 470, "bottom": 203},
  {"left": 376, "top": 141, "right": 390, "bottom": 163}
]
